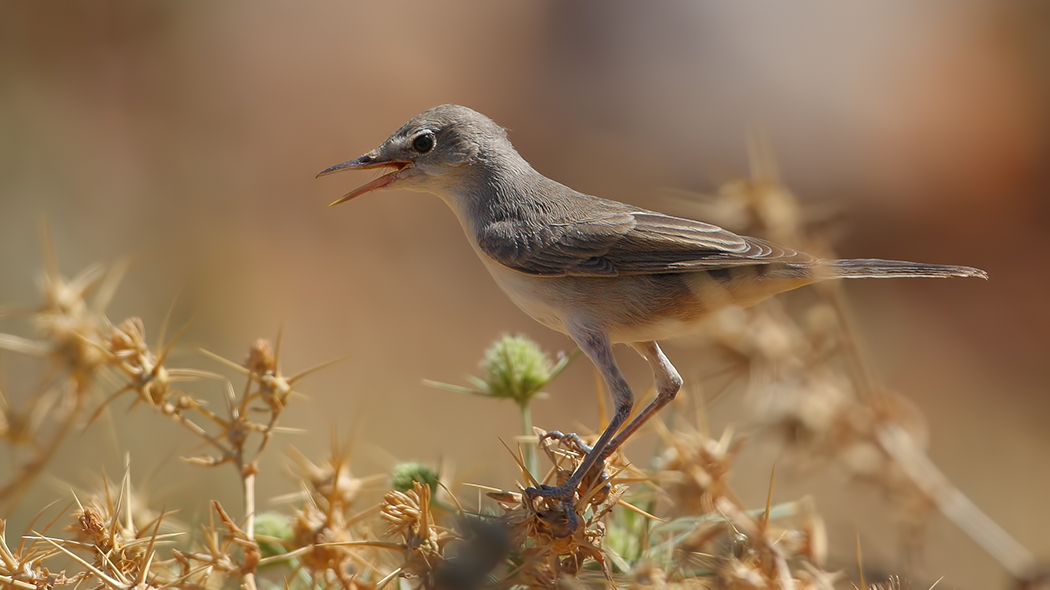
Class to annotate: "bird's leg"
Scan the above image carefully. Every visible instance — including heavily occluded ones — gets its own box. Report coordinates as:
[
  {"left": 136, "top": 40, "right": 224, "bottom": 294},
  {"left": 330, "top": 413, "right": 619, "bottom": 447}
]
[
  {"left": 601, "top": 341, "right": 682, "bottom": 460},
  {"left": 524, "top": 328, "right": 634, "bottom": 509}
]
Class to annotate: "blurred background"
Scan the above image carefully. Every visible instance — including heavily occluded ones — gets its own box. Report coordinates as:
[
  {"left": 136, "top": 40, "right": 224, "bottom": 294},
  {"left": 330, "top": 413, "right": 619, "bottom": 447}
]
[{"left": 1, "top": 1, "right": 1048, "bottom": 587}]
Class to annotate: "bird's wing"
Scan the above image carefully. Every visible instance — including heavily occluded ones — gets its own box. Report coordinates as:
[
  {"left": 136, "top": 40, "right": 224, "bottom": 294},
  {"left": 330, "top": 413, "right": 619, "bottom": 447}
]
[{"left": 476, "top": 201, "right": 814, "bottom": 277}]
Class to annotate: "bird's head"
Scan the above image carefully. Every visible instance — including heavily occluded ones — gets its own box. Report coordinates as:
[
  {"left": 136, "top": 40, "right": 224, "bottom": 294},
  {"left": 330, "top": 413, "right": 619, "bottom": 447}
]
[{"left": 317, "top": 104, "right": 518, "bottom": 206}]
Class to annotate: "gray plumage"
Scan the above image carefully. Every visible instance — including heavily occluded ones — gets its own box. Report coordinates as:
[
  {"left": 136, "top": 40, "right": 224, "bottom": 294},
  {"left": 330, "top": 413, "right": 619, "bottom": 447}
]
[{"left": 319, "top": 104, "right": 987, "bottom": 523}]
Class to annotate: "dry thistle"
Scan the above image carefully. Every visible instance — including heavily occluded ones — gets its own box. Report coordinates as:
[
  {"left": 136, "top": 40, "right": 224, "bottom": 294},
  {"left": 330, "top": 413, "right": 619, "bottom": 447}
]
[
  {"left": 286, "top": 442, "right": 384, "bottom": 513},
  {"left": 286, "top": 499, "right": 357, "bottom": 584},
  {"left": 376, "top": 481, "right": 459, "bottom": 588},
  {"left": 94, "top": 325, "right": 329, "bottom": 588},
  {"left": 0, "top": 239, "right": 127, "bottom": 511},
  {"left": 653, "top": 424, "right": 745, "bottom": 517},
  {"left": 44, "top": 464, "right": 180, "bottom": 589},
  {"left": 261, "top": 434, "right": 392, "bottom": 586},
  {"left": 486, "top": 428, "right": 646, "bottom": 587},
  {"left": 1, "top": 516, "right": 90, "bottom": 590},
  {"left": 665, "top": 496, "right": 835, "bottom": 590},
  {"left": 92, "top": 316, "right": 197, "bottom": 420},
  {"left": 171, "top": 500, "right": 261, "bottom": 587}
]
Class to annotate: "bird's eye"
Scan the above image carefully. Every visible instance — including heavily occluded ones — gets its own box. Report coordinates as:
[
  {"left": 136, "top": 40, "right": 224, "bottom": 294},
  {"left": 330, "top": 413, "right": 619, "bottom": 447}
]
[{"left": 412, "top": 132, "right": 435, "bottom": 154}]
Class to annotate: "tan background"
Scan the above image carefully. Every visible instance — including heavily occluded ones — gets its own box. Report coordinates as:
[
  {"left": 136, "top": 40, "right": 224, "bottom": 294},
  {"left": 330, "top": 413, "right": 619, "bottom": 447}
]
[{"left": 1, "top": 2, "right": 1048, "bottom": 588}]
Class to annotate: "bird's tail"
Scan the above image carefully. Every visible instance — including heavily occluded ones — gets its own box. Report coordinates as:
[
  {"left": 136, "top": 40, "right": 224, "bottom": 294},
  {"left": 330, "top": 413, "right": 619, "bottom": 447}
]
[{"left": 829, "top": 258, "right": 988, "bottom": 280}]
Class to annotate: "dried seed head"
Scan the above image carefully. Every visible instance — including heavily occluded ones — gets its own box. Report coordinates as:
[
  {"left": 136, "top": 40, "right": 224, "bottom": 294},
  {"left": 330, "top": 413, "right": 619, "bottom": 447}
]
[
  {"left": 655, "top": 428, "right": 744, "bottom": 516},
  {"left": 71, "top": 505, "right": 111, "bottom": 549},
  {"left": 246, "top": 339, "right": 276, "bottom": 375},
  {"left": 381, "top": 483, "right": 432, "bottom": 540},
  {"left": 287, "top": 446, "right": 369, "bottom": 512},
  {"left": 290, "top": 503, "right": 352, "bottom": 575},
  {"left": 110, "top": 317, "right": 147, "bottom": 355},
  {"left": 378, "top": 482, "right": 459, "bottom": 586},
  {"left": 35, "top": 281, "right": 108, "bottom": 375}
]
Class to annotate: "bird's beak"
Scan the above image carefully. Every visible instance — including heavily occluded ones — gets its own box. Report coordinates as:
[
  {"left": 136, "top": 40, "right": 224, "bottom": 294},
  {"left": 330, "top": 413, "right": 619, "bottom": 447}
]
[{"left": 316, "top": 153, "right": 412, "bottom": 207}]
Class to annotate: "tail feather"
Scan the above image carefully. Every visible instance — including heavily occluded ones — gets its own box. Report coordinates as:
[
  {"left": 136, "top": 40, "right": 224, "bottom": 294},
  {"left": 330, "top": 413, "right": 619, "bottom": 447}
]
[{"left": 829, "top": 258, "right": 988, "bottom": 280}]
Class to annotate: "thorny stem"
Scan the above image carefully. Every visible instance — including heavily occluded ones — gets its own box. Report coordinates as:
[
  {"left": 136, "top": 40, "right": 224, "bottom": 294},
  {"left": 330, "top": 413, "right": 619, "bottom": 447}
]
[
  {"left": 0, "top": 386, "right": 86, "bottom": 516},
  {"left": 229, "top": 390, "right": 260, "bottom": 590},
  {"left": 240, "top": 465, "right": 258, "bottom": 590},
  {"left": 169, "top": 411, "right": 234, "bottom": 458}
]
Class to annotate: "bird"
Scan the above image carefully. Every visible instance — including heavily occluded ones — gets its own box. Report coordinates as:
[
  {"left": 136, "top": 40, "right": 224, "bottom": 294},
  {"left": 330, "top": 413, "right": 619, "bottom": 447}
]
[{"left": 317, "top": 104, "right": 986, "bottom": 519}]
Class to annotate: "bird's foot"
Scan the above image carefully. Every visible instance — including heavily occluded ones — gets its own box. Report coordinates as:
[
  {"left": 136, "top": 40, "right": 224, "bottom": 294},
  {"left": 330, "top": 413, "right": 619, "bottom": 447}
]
[
  {"left": 540, "top": 430, "right": 594, "bottom": 455},
  {"left": 529, "top": 429, "right": 614, "bottom": 501},
  {"left": 522, "top": 430, "right": 614, "bottom": 537},
  {"left": 524, "top": 482, "right": 577, "bottom": 502},
  {"left": 523, "top": 484, "right": 580, "bottom": 536}
]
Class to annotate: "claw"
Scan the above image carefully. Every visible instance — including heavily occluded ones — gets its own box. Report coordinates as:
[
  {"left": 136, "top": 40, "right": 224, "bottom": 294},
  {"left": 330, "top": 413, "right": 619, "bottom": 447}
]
[
  {"left": 523, "top": 430, "right": 619, "bottom": 536},
  {"left": 524, "top": 483, "right": 575, "bottom": 501},
  {"left": 542, "top": 430, "right": 595, "bottom": 455},
  {"left": 558, "top": 501, "right": 580, "bottom": 536},
  {"left": 523, "top": 487, "right": 580, "bottom": 537}
]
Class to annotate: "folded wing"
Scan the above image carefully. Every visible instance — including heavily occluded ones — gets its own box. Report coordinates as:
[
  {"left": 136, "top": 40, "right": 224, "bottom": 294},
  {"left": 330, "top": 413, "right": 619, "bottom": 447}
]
[{"left": 476, "top": 197, "right": 815, "bottom": 277}]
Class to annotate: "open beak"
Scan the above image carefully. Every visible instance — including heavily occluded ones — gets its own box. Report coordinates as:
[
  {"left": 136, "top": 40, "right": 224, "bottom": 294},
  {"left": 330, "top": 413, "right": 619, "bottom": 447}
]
[{"left": 316, "top": 153, "right": 411, "bottom": 206}]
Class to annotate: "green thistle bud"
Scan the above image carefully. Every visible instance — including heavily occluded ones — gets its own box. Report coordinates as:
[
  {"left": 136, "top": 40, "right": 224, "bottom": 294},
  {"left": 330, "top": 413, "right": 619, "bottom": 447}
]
[
  {"left": 424, "top": 334, "right": 576, "bottom": 410},
  {"left": 480, "top": 334, "right": 557, "bottom": 408},
  {"left": 391, "top": 461, "right": 440, "bottom": 493},
  {"left": 253, "top": 511, "right": 293, "bottom": 561}
]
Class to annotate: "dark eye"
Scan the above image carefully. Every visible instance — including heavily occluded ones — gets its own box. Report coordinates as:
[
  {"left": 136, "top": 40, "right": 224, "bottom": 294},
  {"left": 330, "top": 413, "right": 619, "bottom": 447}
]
[{"left": 412, "top": 132, "right": 435, "bottom": 153}]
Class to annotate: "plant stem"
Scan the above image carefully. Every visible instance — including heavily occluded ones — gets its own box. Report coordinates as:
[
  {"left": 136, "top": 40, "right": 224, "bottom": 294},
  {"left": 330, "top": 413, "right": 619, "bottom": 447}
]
[
  {"left": 240, "top": 462, "right": 258, "bottom": 590},
  {"left": 520, "top": 403, "right": 538, "bottom": 478}
]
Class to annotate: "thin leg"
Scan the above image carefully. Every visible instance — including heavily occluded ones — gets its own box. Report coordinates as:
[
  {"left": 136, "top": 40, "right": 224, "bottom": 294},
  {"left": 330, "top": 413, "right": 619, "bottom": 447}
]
[
  {"left": 601, "top": 341, "right": 682, "bottom": 459},
  {"left": 525, "top": 326, "right": 633, "bottom": 502}
]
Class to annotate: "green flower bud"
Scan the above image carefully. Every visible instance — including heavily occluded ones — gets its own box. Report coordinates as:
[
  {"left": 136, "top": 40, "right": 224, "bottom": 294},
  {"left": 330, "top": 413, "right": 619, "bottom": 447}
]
[
  {"left": 391, "top": 461, "right": 440, "bottom": 493},
  {"left": 480, "top": 334, "right": 556, "bottom": 408},
  {"left": 253, "top": 511, "right": 292, "bottom": 560}
]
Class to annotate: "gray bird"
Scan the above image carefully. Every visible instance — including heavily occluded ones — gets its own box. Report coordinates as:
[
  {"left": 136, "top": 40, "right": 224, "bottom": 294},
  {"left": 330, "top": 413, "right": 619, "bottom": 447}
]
[{"left": 318, "top": 104, "right": 986, "bottom": 515}]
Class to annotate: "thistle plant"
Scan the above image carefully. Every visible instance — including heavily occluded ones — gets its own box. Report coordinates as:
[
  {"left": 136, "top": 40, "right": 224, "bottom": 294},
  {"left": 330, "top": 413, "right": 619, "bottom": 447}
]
[
  {"left": 425, "top": 334, "right": 577, "bottom": 478},
  {"left": 390, "top": 462, "right": 440, "bottom": 494}
]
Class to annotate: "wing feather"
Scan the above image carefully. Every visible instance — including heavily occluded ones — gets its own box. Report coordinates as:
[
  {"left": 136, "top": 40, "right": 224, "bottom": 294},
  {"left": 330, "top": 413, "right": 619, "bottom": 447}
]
[{"left": 476, "top": 196, "right": 813, "bottom": 277}]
